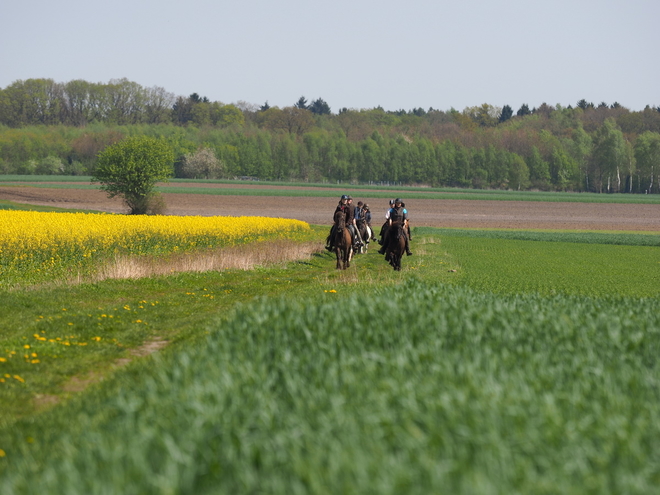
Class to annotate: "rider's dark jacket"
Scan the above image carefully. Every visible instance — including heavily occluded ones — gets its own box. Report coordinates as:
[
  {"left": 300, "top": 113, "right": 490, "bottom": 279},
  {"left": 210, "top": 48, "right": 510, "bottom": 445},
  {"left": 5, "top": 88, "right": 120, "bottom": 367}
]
[
  {"left": 345, "top": 203, "right": 355, "bottom": 224},
  {"left": 354, "top": 205, "right": 364, "bottom": 225},
  {"left": 389, "top": 206, "right": 408, "bottom": 223},
  {"left": 334, "top": 203, "right": 349, "bottom": 221}
]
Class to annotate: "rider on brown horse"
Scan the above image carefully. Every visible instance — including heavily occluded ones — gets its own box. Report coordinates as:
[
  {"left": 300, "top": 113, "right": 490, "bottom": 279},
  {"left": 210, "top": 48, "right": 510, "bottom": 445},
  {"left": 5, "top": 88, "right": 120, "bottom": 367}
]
[
  {"left": 378, "top": 198, "right": 412, "bottom": 256},
  {"left": 325, "top": 195, "right": 350, "bottom": 251}
]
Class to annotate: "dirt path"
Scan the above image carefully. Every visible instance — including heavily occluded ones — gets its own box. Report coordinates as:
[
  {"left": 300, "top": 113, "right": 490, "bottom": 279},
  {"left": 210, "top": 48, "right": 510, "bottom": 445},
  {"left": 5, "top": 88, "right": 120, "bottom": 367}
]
[{"left": 1, "top": 185, "right": 659, "bottom": 231}]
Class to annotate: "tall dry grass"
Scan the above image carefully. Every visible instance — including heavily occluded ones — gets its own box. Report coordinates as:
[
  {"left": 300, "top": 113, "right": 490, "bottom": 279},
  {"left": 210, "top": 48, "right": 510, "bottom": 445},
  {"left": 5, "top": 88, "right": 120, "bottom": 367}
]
[{"left": 94, "top": 240, "right": 324, "bottom": 282}]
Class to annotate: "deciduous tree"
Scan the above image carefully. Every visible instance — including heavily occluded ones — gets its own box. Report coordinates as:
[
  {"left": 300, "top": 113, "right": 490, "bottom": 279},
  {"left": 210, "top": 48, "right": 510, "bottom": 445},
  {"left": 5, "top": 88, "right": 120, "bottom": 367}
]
[
  {"left": 634, "top": 131, "right": 660, "bottom": 193},
  {"left": 93, "top": 136, "right": 174, "bottom": 214},
  {"left": 181, "top": 147, "right": 223, "bottom": 179},
  {"left": 591, "top": 118, "right": 627, "bottom": 192}
]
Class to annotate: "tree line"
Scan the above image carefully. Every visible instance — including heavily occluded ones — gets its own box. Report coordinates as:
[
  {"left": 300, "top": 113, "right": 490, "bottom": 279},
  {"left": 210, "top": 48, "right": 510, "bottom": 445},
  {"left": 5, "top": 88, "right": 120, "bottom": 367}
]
[{"left": 1, "top": 78, "right": 660, "bottom": 193}]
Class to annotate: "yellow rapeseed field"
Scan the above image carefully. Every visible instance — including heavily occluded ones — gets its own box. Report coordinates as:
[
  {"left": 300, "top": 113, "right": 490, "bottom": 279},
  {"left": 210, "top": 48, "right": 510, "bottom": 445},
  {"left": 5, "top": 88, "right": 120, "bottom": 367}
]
[{"left": 0, "top": 211, "right": 309, "bottom": 285}]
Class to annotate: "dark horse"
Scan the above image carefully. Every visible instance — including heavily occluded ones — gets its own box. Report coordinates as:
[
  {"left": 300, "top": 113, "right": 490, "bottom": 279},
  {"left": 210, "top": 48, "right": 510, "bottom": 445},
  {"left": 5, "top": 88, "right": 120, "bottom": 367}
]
[
  {"left": 383, "top": 221, "right": 406, "bottom": 271},
  {"left": 333, "top": 210, "right": 353, "bottom": 269}
]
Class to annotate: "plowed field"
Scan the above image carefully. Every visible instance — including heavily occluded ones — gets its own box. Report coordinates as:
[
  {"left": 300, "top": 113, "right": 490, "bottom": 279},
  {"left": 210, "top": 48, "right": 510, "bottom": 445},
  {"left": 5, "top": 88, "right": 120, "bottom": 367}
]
[{"left": 1, "top": 183, "right": 659, "bottom": 231}]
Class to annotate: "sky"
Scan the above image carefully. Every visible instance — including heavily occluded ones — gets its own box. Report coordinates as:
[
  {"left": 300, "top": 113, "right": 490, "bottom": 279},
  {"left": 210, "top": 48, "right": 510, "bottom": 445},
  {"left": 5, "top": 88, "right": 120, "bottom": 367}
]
[{"left": 1, "top": 0, "right": 658, "bottom": 113}]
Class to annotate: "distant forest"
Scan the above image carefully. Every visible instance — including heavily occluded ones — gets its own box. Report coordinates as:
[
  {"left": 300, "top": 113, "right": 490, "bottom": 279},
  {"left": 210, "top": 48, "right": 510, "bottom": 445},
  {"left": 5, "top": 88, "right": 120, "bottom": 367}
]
[{"left": 1, "top": 78, "right": 660, "bottom": 193}]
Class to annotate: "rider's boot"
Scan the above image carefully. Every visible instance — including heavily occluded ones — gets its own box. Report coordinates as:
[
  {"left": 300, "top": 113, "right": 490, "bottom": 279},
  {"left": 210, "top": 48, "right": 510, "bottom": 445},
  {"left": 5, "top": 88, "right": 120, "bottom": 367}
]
[
  {"left": 325, "top": 226, "right": 336, "bottom": 251},
  {"left": 405, "top": 236, "right": 413, "bottom": 256}
]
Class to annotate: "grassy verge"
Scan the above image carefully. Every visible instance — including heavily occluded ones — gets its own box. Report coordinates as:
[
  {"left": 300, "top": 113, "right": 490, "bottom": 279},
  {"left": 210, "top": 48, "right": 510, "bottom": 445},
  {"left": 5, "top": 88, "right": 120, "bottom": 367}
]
[{"left": 0, "top": 199, "right": 99, "bottom": 214}]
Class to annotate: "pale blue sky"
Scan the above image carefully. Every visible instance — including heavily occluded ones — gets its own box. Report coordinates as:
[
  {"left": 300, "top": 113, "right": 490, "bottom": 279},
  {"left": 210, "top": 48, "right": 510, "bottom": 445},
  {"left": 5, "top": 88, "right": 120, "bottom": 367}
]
[{"left": 1, "top": 0, "right": 657, "bottom": 112}]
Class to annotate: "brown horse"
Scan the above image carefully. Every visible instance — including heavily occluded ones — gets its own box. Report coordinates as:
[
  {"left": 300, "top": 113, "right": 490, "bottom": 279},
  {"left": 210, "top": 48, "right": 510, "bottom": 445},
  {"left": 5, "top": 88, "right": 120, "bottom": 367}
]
[
  {"left": 383, "top": 221, "right": 406, "bottom": 271},
  {"left": 333, "top": 210, "right": 353, "bottom": 269}
]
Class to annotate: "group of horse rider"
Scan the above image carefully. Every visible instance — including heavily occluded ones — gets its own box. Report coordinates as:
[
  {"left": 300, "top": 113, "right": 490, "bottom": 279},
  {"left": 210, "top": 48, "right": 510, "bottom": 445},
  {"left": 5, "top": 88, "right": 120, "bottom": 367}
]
[{"left": 325, "top": 195, "right": 412, "bottom": 257}]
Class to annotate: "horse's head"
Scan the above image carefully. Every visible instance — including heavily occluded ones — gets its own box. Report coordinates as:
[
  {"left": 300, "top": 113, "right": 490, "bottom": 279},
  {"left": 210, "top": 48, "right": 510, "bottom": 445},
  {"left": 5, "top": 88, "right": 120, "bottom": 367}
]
[{"left": 334, "top": 210, "right": 346, "bottom": 229}]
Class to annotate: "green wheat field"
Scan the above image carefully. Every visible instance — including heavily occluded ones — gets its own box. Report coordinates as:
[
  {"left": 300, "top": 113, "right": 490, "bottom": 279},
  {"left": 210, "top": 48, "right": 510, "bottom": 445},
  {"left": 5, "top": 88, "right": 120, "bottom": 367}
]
[{"left": 1, "top": 185, "right": 659, "bottom": 494}]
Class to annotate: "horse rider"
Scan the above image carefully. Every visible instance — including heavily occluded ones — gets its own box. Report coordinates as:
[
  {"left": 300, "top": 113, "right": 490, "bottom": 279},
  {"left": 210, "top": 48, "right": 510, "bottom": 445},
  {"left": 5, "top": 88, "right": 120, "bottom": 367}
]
[
  {"left": 345, "top": 196, "right": 364, "bottom": 250},
  {"left": 378, "top": 198, "right": 413, "bottom": 256},
  {"left": 354, "top": 200, "right": 366, "bottom": 239},
  {"left": 325, "top": 194, "right": 350, "bottom": 251},
  {"left": 400, "top": 201, "right": 412, "bottom": 240},
  {"left": 355, "top": 201, "right": 364, "bottom": 225},
  {"left": 378, "top": 199, "right": 395, "bottom": 246},
  {"left": 363, "top": 203, "right": 377, "bottom": 241}
]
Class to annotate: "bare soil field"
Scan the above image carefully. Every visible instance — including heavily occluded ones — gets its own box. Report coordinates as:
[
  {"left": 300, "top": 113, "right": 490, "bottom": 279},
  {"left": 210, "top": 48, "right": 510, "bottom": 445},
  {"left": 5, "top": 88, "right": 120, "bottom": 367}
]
[{"left": 1, "top": 184, "right": 659, "bottom": 231}]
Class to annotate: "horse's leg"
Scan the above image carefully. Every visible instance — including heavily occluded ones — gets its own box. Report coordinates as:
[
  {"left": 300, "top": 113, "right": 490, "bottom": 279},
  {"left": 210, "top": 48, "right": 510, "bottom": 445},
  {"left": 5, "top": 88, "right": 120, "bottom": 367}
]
[
  {"left": 335, "top": 246, "right": 343, "bottom": 269},
  {"left": 345, "top": 232, "right": 353, "bottom": 268},
  {"left": 396, "top": 239, "right": 405, "bottom": 270}
]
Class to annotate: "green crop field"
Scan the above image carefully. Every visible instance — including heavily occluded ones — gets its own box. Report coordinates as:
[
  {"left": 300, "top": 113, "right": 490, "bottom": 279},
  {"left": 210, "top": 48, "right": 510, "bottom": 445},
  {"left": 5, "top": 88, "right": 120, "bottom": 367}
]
[{"left": 1, "top": 195, "right": 659, "bottom": 494}]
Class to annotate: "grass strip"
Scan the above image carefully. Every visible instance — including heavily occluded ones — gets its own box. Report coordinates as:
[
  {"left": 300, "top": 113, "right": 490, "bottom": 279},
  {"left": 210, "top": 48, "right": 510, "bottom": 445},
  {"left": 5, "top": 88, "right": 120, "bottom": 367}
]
[{"left": 418, "top": 227, "right": 660, "bottom": 246}]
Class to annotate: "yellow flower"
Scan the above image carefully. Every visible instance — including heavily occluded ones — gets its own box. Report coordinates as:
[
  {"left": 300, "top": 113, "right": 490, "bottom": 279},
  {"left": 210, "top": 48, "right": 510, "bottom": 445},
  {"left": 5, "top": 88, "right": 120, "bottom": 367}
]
[
  {"left": 23, "top": 345, "right": 30, "bottom": 349},
  {"left": 0, "top": 449, "right": 5, "bottom": 457},
  {"left": 13, "top": 375, "right": 24, "bottom": 383}
]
